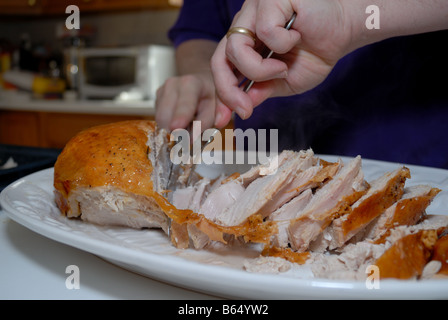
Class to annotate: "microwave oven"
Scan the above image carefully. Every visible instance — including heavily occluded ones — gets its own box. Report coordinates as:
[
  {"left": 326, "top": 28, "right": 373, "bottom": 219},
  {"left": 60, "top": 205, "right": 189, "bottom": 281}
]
[{"left": 78, "top": 45, "right": 175, "bottom": 101}]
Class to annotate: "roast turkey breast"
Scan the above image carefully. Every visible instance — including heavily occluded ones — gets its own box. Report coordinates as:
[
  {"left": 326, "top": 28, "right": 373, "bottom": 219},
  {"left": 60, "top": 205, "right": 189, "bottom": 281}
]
[{"left": 54, "top": 120, "right": 172, "bottom": 233}]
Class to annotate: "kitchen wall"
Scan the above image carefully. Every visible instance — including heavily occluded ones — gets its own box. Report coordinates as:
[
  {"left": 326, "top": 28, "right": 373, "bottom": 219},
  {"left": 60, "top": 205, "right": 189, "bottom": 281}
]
[{"left": 0, "top": 9, "right": 180, "bottom": 48}]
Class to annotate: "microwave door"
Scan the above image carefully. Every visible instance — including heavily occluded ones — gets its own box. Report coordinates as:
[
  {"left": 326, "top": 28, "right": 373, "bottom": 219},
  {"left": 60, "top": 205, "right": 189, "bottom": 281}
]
[{"left": 80, "top": 54, "right": 139, "bottom": 100}]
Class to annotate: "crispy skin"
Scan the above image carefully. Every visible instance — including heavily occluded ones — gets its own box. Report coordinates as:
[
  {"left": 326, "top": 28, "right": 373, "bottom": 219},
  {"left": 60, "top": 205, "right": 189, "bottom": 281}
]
[
  {"left": 261, "top": 246, "right": 310, "bottom": 265},
  {"left": 385, "top": 188, "right": 440, "bottom": 226},
  {"left": 375, "top": 230, "right": 438, "bottom": 279},
  {"left": 338, "top": 167, "right": 410, "bottom": 241},
  {"left": 432, "top": 234, "right": 448, "bottom": 275},
  {"left": 372, "top": 187, "right": 441, "bottom": 244}
]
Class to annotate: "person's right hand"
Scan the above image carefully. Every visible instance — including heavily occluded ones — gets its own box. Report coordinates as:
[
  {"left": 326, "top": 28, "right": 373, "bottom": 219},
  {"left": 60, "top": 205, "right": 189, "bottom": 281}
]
[
  {"left": 211, "top": 0, "right": 448, "bottom": 128},
  {"left": 211, "top": 0, "right": 354, "bottom": 128},
  {"left": 155, "top": 72, "right": 216, "bottom": 132}
]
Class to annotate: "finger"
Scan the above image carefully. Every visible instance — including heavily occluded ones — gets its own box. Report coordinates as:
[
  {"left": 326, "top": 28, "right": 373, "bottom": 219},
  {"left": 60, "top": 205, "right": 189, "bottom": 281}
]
[
  {"left": 195, "top": 98, "right": 216, "bottom": 131},
  {"left": 242, "top": 80, "right": 276, "bottom": 108},
  {"left": 225, "top": 36, "right": 289, "bottom": 82},
  {"left": 214, "top": 100, "right": 233, "bottom": 129},
  {"left": 256, "top": 0, "right": 301, "bottom": 54},
  {"left": 170, "top": 75, "right": 203, "bottom": 130},
  {"left": 225, "top": 2, "right": 289, "bottom": 82},
  {"left": 211, "top": 38, "right": 253, "bottom": 120},
  {"left": 155, "top": 78, "right": 179, "bottom": 129}
]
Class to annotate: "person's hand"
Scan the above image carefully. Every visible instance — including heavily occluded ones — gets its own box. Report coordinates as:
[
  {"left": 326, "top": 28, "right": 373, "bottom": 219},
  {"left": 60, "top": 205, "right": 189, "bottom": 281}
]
[
  {"left": 211, "top": 0, "right": 353, "bottom": 128},
  {"left": 155, "top": 72, "right": 216, "bottom": 131},
  {"left": 155, "top": 39, "right": 218, "bottom": 132},
  {"left": 211, "top": 0, "right": 448, "bottom": 128}
]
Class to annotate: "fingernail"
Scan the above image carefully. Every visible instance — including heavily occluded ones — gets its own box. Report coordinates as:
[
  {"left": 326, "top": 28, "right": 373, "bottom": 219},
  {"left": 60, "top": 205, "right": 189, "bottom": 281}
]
[
  {"left": 235, "top": 107, "right": 247, "bottom": 120},
  {"left": 214, "top": 111, "right": 223, "bottom": 127},
  {"left": 277, "top": 70, "right": 288, "bottom": 79}
]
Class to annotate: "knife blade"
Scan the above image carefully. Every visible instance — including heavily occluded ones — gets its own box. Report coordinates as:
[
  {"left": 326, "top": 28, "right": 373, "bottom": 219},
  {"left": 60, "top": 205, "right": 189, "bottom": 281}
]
[{"left": 166, "top": 126, "right": 220, "bottom": 192}]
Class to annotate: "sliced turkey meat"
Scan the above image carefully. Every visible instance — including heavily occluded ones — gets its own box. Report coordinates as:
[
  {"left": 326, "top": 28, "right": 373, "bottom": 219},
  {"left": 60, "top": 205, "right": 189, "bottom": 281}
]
[
  {"left": 269, "top": 189, "right": 313, "bottom": 248},
  {"left": 327, "top": 166, "right": 410, "bottom": 249},
  {"left": 288, "top": 156, "right": 368, "bottom": 252},
  {"left": 211, "top": 149, "right": 317, "bottom": 226}
]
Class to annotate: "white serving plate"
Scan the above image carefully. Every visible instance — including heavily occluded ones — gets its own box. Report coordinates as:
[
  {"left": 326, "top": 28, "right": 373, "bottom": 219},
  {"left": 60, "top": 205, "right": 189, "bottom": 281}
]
[{"left": 1, "top": 154, "right": 448, "bottom": 299}]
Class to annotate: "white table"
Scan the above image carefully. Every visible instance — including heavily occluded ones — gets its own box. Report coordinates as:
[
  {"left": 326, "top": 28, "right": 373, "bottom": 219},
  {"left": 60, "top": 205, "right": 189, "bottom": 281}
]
[{"left": 0, "top": 209, "right": 218, "bottom": 300}]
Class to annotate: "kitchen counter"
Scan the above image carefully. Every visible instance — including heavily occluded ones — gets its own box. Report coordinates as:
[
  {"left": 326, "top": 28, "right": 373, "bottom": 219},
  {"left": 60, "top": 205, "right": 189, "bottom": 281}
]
[
  {"left": 0, "top": 96, "right": 155, "bottom": 116},
  {"left": 0, "top": 94, "right": 156, "bottom": 149},
  {"left": 0, "top": 209, "right": 218, "bottom": 300}
]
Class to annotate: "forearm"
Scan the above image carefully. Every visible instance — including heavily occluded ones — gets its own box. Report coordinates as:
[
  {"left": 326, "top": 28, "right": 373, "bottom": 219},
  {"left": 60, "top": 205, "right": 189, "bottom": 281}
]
[
  {"left": 175, "top": 39, "right": 218, "bottom": 75},
  {"left": 342, "top": 0, "right": 448, "bottom": 52}
]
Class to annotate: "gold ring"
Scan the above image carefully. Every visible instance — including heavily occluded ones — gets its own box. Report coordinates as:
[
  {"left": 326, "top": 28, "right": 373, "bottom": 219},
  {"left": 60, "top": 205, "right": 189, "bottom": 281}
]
[{"left": 226, "top": 27, "right": 256, "bottom": 42}]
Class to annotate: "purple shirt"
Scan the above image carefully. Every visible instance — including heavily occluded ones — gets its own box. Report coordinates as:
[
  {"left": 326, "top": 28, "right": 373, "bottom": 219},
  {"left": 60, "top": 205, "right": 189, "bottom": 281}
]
[{"left": 169, "top": 0, "right": 448, "bottom": 168}]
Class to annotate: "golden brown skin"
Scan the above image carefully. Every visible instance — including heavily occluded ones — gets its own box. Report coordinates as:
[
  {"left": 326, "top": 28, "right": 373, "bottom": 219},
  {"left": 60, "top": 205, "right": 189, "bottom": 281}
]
[
  {"left": 261, "top": 246, "right": 310, "bottom": 265},
  {"left": 54, "top": 120, "right": 157, "bottom": 216},
  {"left": 373, "top": 188, "right": 441, "bottom": 244},
  {"left": 432, "top": 234, "right": 448, "bottom": 275},
  {"left": 340, "top": 167, "right": 411, "bottom": 238},
  {"left": 375, "top": 230, "right": 438, "bottom": 279}
]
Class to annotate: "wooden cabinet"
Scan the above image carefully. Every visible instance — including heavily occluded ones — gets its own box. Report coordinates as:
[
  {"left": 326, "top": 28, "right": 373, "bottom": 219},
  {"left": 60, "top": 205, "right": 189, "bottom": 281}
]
[
  {"left": 0, "top": 0, "right": 181, "bottom": 15},
  {"left": 0, "top": 0, "right": 43, "bottom": 15},
  {"left": 0, "top": 110, "right": 153, "bottom": 149},
  {"left": 41, "top": 0, "right": 101, "bottom": 15},
  {"left": 0, "top": 109, "right": 234, "bottom": 150},
  {"left": 0, "top": 110, "right": 41, "bottom": 146}
]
